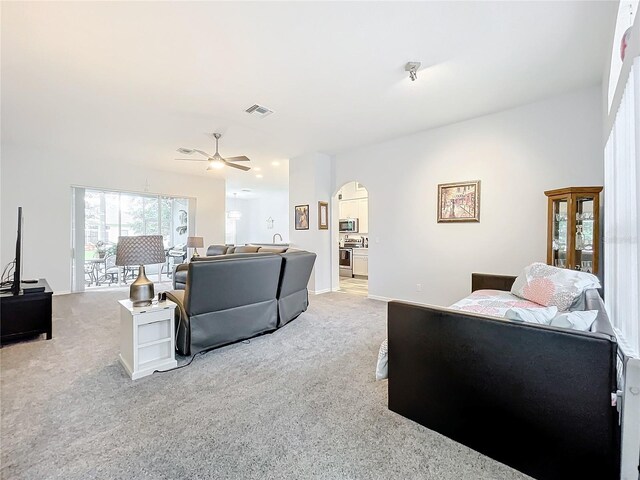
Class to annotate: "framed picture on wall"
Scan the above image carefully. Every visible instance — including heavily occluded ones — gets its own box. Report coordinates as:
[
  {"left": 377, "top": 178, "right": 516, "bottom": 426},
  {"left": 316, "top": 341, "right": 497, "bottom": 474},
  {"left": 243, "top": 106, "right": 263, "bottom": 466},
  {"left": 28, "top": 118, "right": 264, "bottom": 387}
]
[
  {"left": 318, "top": 201, "right": 329, "bottom": 230},
  {"left": 437, "top": 180, "right": 481, "bottom": 223},
  {"left": 295, "top": 204, "right": 310, "bottom": 230}
]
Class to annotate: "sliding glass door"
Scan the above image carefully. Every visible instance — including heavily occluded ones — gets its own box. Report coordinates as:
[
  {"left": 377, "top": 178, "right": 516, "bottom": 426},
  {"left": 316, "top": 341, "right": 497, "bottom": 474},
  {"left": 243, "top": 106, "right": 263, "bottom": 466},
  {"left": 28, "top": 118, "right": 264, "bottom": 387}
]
[{"left": 71, "top": 187, "right": 194, "bottom": 292}]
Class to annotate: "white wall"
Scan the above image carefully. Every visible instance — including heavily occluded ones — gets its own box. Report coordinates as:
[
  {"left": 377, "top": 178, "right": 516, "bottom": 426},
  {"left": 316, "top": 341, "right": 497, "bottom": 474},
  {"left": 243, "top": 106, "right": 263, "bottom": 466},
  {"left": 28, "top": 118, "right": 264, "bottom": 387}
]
[
  {"left": 289, "top": 152, "right": 333, "bottom": 293},
  {"left": 228, "top": 191, "right": 290, "bottom": 245},
  {"left": 333, "top": 86, "right": 604, "bottom": 305},
  {"left": 1, "top": 143, "right": 226, "bottom": 293}
]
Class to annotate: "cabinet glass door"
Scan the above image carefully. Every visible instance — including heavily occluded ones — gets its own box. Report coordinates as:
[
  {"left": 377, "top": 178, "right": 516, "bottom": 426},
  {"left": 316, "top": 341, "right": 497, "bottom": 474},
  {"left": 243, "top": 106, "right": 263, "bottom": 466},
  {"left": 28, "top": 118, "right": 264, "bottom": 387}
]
[
  {"left": 574, "top": 196, "right": 595, "bottom": 272},
  {"left": 552, "top": 198, "right": 568, "bottom": 268}
]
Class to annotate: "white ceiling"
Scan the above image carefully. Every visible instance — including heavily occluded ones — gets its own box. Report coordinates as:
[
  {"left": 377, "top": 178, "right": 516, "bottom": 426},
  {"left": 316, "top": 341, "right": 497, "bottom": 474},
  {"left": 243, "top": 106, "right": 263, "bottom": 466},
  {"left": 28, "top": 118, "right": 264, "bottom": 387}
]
[{"left": 1, "top": 1, "right": 616, "bottom": 195}]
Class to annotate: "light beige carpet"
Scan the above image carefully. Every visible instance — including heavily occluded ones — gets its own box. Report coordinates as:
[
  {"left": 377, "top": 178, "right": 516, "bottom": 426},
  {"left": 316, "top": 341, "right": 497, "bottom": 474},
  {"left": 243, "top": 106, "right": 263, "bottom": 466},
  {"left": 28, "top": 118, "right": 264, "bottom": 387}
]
[{"left": 1, "top": 289, "right": 531, "bottom": 480}]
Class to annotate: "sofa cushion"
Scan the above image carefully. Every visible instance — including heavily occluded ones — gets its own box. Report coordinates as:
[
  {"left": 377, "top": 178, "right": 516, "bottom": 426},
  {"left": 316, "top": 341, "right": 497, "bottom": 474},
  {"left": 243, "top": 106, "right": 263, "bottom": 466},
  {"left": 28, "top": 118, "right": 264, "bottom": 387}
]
[
  {"left": 206, "top": 244, "right": 228, "bottom": 256},
  {"left": 233, "top": 245, "right": 261, "bottom": 253},
  {"left": 257, "top": 246, "right": 288, "bottom": 254}
]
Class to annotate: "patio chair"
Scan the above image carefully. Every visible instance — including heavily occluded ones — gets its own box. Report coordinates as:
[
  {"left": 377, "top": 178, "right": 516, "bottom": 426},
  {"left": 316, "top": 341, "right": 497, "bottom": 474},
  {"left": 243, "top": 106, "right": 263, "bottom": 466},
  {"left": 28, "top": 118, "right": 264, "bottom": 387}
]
[
  {"left": 166, "top": 243, "right": 187, "bottom": 278},
  {"left": 84, "top": 262, "right": 94, "bottom": 286},
  {"left": 100, "top": 254, "right": 119, "bottom": 286}
]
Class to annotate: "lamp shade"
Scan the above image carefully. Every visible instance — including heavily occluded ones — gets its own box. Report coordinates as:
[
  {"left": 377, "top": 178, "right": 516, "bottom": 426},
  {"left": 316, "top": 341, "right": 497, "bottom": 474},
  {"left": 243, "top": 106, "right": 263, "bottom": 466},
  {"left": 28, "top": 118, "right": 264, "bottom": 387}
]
[
  {"left": 115, "top": 235, "right": 165, "bottom": 266},
  {"left": 186, "top": 236, "right": 204, "bottom": 248}
]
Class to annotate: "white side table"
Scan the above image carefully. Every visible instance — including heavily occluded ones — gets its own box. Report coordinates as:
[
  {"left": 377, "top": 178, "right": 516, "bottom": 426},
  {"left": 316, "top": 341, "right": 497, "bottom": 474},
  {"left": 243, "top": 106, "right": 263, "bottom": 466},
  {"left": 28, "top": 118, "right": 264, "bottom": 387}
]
[{"left": 118, "top": 299, "right": 177, "bottom": 380}]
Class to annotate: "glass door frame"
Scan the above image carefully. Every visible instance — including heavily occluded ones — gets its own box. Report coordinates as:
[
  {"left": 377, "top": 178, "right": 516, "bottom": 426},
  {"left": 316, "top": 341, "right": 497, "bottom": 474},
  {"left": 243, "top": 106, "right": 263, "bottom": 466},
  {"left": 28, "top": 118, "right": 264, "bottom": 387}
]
[{"left": 71, "top": 185, "right": 196, "bottom": 292}]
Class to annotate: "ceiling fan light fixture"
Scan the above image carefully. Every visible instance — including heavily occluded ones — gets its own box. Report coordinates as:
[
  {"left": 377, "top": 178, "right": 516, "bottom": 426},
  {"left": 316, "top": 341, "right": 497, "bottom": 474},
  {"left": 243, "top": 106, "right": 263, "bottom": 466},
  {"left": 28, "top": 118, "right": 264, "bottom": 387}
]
[
  {"left": 207, "top": 157, "right": 225, "bottom": 170},
  {"left": 177, "top": 132, "right": 251, "bottom": 172}
]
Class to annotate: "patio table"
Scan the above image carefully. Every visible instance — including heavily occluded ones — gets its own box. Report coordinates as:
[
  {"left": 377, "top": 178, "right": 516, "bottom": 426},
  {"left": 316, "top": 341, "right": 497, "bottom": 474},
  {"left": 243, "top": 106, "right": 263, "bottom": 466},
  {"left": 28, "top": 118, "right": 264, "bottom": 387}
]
[{"left": 85, "top": 258, "right": 106, "bottom": 286}]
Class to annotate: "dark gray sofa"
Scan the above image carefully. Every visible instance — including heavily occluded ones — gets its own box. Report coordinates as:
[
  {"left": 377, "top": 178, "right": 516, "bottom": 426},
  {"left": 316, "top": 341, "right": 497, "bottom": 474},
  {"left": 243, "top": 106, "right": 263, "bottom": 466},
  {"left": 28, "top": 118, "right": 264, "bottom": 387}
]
[
  {"left": 387, "top": 274, "right": 619, "bottom": 480},
  {"left": 166, "top": 250, "right": 316, "bottom": 355}
]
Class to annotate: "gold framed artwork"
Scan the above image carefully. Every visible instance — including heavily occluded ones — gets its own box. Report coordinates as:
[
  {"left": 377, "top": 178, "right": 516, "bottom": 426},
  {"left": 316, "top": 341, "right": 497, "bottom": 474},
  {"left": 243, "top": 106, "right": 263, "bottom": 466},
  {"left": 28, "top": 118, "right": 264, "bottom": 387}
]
[
  {"left": 437, "top": 180, "right": 481, "bottom": 223},
  {"left": 318, "top": 201, "right": 329, "bottom": 230},
  {"left": 295, "top": 204, "right": 309, "bottom": 230}
]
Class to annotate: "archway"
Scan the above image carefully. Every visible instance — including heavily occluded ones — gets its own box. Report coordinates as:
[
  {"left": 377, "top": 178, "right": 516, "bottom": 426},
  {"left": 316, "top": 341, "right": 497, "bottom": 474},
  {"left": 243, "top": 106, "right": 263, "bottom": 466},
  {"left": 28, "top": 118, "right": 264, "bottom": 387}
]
[{"left": 331, "top": 181, "right": 369, "bottom": 296}]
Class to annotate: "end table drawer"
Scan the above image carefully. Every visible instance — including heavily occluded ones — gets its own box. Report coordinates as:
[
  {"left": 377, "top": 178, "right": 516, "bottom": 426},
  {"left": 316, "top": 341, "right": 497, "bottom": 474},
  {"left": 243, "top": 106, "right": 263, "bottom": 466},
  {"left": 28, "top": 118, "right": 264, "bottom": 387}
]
[
  {"left": 138, "top": 320, "right": 171, "bottom": 345},
  {"left": 133, "top": 309, "right": 171, "bottom": 325},
  {"left": 139, "top": 341, "right": 171, "bottom": 367}
]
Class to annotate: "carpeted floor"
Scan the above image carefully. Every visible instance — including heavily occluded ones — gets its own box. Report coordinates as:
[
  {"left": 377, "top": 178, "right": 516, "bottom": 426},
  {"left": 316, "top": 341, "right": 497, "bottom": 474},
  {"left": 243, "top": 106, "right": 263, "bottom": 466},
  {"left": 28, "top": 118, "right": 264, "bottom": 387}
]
[{"left": 1, "top": 289, "right": 531, "bottom": 480}]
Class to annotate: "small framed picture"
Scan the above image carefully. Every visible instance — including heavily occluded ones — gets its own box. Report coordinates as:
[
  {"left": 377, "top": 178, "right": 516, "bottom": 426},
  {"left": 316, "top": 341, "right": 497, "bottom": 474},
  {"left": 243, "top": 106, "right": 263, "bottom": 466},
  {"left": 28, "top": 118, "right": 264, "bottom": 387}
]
[
  {"left": 295, "top": 204, "right": 309, "bottom": 230},
  {"left": 318, "top": 201, "right": 329, "bottom": 230},
  {"left": 437, "top": 180, "right": 481, "bottom": 223}
]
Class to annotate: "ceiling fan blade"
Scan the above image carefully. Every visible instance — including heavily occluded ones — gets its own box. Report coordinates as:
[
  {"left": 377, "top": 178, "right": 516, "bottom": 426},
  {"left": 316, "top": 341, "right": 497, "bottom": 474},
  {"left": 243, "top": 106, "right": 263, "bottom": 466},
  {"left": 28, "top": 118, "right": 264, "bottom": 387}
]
[
  {"left": 193, "top": 149, "right": 213, "bottom": 158},
  {"left": 175, "top": 158, "right": 208, "bottom": 162},
  {"left": 177, "top": 147, "right": 194, "bottom": 154},
  {"left": 224, "top": 161, "right": 251, "bottom": 171},
  {"left": 224, "top": 155, "right": 250, "bottom": 162}
]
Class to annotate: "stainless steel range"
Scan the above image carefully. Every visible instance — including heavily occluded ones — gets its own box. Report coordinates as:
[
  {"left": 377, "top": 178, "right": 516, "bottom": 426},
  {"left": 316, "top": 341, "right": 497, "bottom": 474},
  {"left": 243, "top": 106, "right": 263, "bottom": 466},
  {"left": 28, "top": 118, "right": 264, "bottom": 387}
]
[
  {"left": 339, "top": 238, "right": 365, "bottom": 277},
  {"left": 339, "top": 247, "right": 353, "bottom": 277}
]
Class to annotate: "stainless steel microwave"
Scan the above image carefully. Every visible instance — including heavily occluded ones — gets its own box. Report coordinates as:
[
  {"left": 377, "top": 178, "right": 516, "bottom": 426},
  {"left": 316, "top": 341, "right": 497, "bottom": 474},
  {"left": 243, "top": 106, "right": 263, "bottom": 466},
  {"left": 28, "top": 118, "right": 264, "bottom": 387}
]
[{"left": 339, "top": 218, "right": 359, "bottom": 233}]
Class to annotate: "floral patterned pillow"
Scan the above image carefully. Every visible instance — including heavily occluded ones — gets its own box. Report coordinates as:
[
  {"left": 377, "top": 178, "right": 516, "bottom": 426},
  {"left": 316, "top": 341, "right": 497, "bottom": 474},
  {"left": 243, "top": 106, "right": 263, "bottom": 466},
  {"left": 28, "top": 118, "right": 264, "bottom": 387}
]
[{"left": 511, "top": 263, "right": 601, "bottom": 311}]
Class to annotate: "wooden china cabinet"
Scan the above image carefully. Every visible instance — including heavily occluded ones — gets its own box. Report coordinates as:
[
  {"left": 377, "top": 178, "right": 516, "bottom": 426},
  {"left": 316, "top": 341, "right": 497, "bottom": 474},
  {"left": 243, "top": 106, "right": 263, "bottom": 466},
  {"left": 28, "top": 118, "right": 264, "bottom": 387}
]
[{"left": 544, "top": 186, "right": 602, "bottom": 274}]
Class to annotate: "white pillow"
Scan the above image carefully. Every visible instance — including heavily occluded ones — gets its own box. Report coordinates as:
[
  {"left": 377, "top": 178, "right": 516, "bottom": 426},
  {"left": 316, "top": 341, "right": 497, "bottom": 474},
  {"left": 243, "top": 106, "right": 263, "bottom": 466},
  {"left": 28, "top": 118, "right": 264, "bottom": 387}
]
[
  {"left": 504, "top": 306, "right": 558, "bottom": 325},
  {"left": 550, "top": 310, "right": 599, "bottom": 331},
  {"left": 511, "top": 263, "right": 600, "bottom": 311},
  {"left": 376, "top": 340, "right": 388, "bottom": 381}
]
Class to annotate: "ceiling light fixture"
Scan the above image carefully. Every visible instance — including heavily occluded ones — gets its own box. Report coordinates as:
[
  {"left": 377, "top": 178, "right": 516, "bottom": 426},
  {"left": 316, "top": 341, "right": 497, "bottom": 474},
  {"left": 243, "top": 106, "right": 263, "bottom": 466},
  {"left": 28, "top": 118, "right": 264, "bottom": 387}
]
[
  {"left": 405, "top": 62, "right": 421, "bottom": 81},
  {"left": 271, "top": 161, "right": 280, "bottom": 166},
  {"left": 206, "top": 156, "right": 225, "bottom": 170},
  {"left": 254, "top": 167, "right": 262, "bottom": 171},
  {"left": 256, "top": 174, "right": 263, "bottom": 179}
]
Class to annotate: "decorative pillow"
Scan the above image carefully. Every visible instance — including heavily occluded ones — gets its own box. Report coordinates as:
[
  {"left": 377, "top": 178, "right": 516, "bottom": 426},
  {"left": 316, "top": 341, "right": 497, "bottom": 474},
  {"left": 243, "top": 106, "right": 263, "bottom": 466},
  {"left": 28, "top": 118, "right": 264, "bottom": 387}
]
[
  {"left": 550, "top": 310, "right": 599, "bottom": 331},
  {"left": 504, "top": 306, "right": 558, "bottom": 325},
  {"left": 511, "top": 263, "right": 600, "bottom": 311}
]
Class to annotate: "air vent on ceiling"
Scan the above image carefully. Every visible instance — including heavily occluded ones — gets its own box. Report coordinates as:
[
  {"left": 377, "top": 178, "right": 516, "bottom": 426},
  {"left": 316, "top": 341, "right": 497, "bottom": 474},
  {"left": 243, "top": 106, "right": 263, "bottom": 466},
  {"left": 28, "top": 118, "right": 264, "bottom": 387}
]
[{"left": 245, "top": 104, "right": 274, "bottom": 118}]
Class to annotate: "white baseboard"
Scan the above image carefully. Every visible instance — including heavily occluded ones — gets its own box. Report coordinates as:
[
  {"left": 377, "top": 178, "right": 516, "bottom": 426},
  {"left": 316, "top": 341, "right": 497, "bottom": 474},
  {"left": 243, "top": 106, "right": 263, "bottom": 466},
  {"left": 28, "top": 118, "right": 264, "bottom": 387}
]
[
  {"left": 367, "top": 294, "right": 392, "bottom": 302},
  {"left": 311, "top": 288, "right": 331, "bottom": 295},
  {"left": 53, "top": 290, "right": 71, "bottom": 296}
]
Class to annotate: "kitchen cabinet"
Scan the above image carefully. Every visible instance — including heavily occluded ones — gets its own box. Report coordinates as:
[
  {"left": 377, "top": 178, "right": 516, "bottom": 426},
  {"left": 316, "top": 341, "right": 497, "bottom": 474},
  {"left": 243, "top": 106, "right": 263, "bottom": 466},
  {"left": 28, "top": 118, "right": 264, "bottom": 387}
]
[
  {"left": 339, "top": 199, "right": 357, "bottom": 220},
  {"left": 353, "top": 248, "right": 369, "bottom": 277},
  {"left": 544, "top": 186, "right": 602, "bottom": 274},
  {"left": 357, "top": 198, "right": 368, "bottom": 234}
]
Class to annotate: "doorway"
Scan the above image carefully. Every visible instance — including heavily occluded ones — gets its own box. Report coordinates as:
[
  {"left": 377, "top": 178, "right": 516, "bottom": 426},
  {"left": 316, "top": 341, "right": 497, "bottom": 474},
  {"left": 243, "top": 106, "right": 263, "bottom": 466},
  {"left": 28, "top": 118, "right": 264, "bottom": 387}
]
[{"left": 334, "top": 181, "right": 369, "bottom": 296}]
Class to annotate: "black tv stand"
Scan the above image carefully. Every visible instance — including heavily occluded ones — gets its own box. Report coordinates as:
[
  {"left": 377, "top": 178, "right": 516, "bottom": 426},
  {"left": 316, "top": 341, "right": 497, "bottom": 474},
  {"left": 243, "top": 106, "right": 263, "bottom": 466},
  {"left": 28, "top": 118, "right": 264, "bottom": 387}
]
[{"left": 0, "top": 278, "right": 52, "bottom": 345}]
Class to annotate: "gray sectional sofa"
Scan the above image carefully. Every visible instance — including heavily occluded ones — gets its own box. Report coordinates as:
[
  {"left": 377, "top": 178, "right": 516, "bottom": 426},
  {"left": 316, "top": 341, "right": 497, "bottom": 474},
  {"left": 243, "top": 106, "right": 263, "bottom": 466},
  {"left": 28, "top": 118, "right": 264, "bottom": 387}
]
[{"left": 166, "top": 246, "right": 316, "bottom": 356}]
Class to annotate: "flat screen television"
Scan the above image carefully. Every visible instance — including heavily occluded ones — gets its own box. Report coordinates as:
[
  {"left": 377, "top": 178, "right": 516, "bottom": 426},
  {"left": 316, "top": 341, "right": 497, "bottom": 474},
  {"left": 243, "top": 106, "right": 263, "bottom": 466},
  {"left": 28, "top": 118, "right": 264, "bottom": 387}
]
[{"left": 11, "top": 207, "right": 22, "bottom": 295}]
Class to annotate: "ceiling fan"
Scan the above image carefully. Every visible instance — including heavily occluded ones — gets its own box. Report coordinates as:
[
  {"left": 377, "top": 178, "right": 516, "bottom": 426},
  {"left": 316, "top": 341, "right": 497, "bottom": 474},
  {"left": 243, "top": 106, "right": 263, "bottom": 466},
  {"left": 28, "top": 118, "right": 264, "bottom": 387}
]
[{"left": 176, "top": 133, "right": 251, "bottom": 171}]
